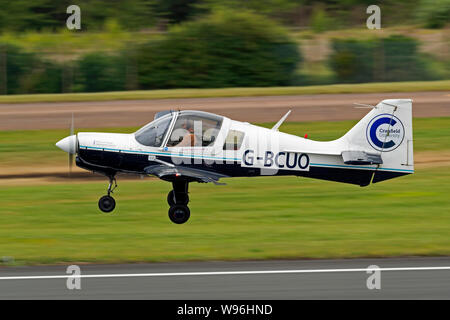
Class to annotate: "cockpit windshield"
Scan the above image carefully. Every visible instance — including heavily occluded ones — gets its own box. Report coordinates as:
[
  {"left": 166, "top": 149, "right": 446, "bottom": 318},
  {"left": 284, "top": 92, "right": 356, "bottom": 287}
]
[
  {"left": 134, "top": 114, "right": 172, "bottom": 147},
  {"left": 167, "top": 112, "right": 223, "bottom": 148},
  {"left": 134, "top": 111, "right": 223, "bottom": 148}
]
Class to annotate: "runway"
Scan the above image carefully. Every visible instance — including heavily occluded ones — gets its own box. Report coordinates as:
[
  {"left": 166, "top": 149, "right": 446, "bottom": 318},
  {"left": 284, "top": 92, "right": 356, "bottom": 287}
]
[
  {"left": 0, "top": 91, "right": 448, "bottom": 130},
  {"left": 1, "top": 257, "right": 450, "bottom": 299}
]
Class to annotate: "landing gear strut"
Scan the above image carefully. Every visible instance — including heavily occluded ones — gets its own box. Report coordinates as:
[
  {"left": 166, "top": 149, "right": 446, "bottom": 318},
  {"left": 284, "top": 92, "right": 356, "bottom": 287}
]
[
  {"left": 168, "top": 180, "right": 190, "bottom": 224},
  {"left": 98, "top": 175, "right": 117, "bottom": 213}
]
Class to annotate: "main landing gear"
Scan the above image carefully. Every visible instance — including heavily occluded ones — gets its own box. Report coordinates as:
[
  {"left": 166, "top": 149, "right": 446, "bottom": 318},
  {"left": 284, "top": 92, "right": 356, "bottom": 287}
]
[
  {"left": 96, "top": 174, "right": 190, "bottom": 223},
  {"left": 167, "top": 180, "right": 190, "bottom": 224},
  {"left": 98, "top": 175, "right": 117, "bottom": 213}
]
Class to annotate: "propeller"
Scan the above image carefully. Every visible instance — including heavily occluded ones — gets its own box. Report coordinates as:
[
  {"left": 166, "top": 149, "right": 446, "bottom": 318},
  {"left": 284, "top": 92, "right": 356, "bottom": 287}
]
[
  {"left": 69, "top": 112, "right": 75, "bottom": 176},
  {"left": 55, "top": 112, "right": 79, "bottom": 177}
]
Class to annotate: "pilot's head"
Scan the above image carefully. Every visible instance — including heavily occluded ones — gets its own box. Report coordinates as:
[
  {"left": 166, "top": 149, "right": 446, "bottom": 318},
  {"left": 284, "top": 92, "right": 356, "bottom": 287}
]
[{"left": 182, "top": 119, "right": 194, "bottom": 133}]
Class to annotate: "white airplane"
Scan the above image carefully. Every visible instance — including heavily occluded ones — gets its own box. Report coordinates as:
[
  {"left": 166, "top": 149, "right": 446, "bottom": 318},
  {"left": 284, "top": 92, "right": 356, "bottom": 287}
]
[{"left": 56, "top": 99, "right": 414, "bottom": 224}]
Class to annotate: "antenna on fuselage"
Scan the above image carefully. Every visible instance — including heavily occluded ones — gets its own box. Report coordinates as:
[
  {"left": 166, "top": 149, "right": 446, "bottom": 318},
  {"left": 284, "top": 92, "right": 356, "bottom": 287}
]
[
  {"left": 271, "top": 110, "right": 291, "bottom": 131},
  {"left": 353, "top": 103, "right": 377, "bottom": 109}
]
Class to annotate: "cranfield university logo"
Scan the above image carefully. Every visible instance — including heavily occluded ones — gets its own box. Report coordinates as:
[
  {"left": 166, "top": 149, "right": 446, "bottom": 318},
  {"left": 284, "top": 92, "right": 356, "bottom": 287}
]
[{"left": 366, "top": 114, "right": 405, "bottom": 152}]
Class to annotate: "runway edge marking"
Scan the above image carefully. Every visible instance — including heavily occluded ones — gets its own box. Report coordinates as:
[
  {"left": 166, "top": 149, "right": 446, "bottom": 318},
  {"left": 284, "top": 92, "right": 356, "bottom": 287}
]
[{"left": 2, "top": 266, "right": 450, "bottom": 280}]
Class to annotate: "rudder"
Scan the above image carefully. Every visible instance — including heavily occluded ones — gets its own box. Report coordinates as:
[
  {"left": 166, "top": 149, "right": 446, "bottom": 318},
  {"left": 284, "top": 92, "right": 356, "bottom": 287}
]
[{"left": 341, "top": 99, "right": 414, "bottom": 184}]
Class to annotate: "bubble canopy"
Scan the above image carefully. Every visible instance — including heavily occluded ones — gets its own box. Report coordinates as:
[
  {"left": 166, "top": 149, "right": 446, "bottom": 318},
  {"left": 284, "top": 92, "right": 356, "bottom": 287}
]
[{"left": 134, "top": 111, "right": 223, "bottom": 148}]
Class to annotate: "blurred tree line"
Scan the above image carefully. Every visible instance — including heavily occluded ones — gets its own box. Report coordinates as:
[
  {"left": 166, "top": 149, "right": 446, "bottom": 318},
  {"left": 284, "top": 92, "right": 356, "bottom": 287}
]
[
  {"left": 0, "top": 10, "right": 301, "bottom": 94},
  {"left": 329, "top": 35, "right": 437, "bottom": 83},
  {"left": 136, "top": 10, "right": 300, "bottom": 89},
  {"left": 0, "top": 0, "right": 448, "bottom": 32},
  {"left": 0, "top": 1, "right": 448, "bottom": 94}
]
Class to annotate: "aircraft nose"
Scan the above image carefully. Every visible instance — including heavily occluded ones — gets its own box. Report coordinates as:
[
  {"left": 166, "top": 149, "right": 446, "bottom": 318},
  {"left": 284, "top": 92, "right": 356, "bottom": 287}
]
[{"left": 56, "top": 135, "right": 77, "bottom": 154}]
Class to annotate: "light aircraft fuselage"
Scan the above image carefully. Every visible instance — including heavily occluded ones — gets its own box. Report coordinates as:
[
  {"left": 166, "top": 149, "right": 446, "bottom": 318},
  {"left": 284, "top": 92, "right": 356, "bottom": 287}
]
[{"left": 56, "top": 99, "right": 414, "bottom": 224}]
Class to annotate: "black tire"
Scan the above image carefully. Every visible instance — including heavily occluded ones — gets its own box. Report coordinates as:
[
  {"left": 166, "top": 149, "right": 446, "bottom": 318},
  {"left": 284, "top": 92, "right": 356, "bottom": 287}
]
[
  {"left": 98, "top": 195, "right": 116, "bottom": 213},
  {"left": 167, "top": 190, "right": 189, "bottom": 206},
  {"left": 168, "top": 205, "right": 190, "bottom": 224}
]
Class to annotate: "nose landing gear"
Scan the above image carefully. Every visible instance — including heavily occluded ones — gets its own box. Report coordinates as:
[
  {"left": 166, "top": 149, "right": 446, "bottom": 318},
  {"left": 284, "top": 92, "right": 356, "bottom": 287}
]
[
  {"left": 168, "top": 180, "right": 190, "bottom": 224},
  {"left": 98, "top": 175, "right": 117, "bottom": 213},
  {"left": 98, "top": 195, "right": 116, "bottom": 213}
]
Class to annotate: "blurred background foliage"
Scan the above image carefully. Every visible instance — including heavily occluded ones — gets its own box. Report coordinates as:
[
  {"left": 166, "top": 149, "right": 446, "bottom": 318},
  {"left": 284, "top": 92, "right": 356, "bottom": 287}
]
[
  {"left": 0, "top": 0, "right": 448, "bottom": 94},
  {"left": 416, "top": 0, "right": 450, "bottom": 29},
  {"left": 1, "top": 0, "right": 448, "bottom": 31},
  {"left": 136, "top": 10, "right": 300, "bottom": 88},
  {"left": 329, "top": 35, "right": 434, "bottom": 83}
]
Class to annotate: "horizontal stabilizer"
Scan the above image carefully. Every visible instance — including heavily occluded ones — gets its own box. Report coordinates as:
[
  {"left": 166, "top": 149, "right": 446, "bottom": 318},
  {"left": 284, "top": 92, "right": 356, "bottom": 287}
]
[
  {"left": 283, "top": 149, "right": 341, "bottom": 155},
  {"left": 341, "top": 151, "right": 383, "bottom": 165}
]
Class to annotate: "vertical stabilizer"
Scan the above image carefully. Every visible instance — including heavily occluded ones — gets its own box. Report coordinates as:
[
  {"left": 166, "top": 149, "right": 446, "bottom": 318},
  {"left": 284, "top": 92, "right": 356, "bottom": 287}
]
[{"left": 341, "top": 99, "right": 414, "bottom": 183}]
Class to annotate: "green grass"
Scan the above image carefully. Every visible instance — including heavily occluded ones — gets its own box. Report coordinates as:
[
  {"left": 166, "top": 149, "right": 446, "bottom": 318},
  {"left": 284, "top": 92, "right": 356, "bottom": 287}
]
[
  {"left": 0, "top": 166, "right": 449, "bottom": 265},
  {"left": 1, "top": 116, "right": 449, "bottom": 265},
  {"left": 1, "top": 117, "right": 449, "bottom": 169},
  {"left": 0, "top": 80, "right": 449, "bottom": 104}
]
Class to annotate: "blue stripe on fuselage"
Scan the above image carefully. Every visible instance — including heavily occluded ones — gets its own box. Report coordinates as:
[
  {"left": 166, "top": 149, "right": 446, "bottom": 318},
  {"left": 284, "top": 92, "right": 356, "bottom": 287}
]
[
  {"left": 78, "top": 148, "right": 411, "bottom": 186},
  {"left": 80, "top": 145, "right": 240, "bottom": 162},
  {"left": 80, "top": 145, "right": 413, "bottom": 174}
]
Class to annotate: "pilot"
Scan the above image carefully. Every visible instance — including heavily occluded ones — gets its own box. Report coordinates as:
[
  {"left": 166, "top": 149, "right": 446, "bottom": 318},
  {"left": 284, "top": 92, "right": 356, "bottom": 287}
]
[{"left": 175, "top": 119, "right": 198, "bottom": 147}]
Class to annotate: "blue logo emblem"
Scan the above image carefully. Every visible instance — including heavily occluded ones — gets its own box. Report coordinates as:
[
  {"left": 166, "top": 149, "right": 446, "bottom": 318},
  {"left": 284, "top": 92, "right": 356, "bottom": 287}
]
[{"left": 366, "top": 114, "right": 404, "bottom": 152}]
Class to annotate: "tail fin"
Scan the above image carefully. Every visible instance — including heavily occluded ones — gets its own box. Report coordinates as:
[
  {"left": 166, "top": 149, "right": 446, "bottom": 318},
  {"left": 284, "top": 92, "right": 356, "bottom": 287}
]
[{"left": 341, "top": 99, "right": 414, "bottom": 184}]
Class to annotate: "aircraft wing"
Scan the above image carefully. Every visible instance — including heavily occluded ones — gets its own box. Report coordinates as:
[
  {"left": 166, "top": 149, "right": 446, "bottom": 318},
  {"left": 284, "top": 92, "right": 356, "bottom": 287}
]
[{"left": 144, "top": 164, "right": 229, "bottom": 185}]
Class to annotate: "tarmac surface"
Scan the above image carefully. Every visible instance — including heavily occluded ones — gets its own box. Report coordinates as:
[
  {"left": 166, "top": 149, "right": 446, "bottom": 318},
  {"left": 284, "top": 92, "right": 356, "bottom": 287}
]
[
  {"left": 0, "top": 91, "right": 449, "bottom": 130},
  {"left": 1, "top": 257, "right": 450, "bottom": 299}
]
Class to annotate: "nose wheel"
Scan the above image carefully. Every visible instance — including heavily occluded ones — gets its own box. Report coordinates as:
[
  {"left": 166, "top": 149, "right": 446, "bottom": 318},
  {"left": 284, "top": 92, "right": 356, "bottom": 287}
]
[
  {"left": 98, "top": 175, "right": 117, "bottom": 213},
  {"left": 99, "top": 195, "right": 116, "bottom": 213},
  {"left": 168, "top": 180, "right": 190, "bottom": 224}
]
